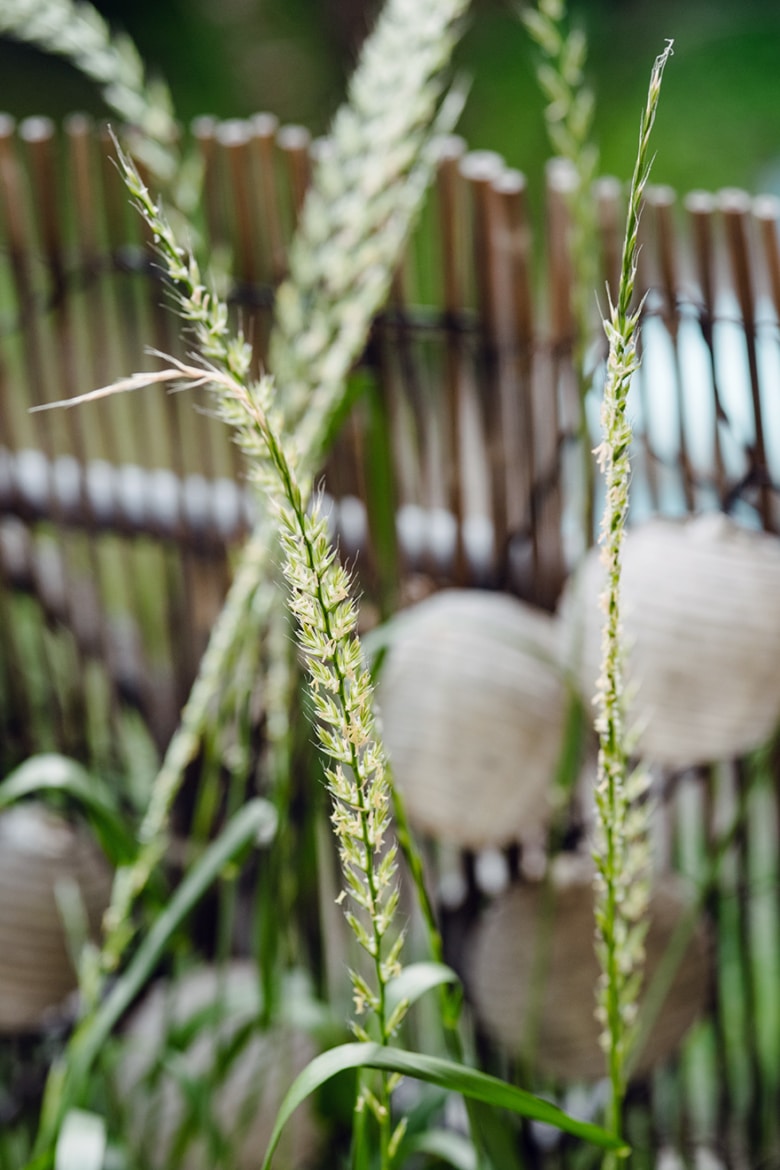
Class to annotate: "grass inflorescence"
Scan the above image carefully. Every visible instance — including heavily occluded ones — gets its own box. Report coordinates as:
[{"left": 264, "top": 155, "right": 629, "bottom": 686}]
[{"left": 592, "top": 39, "right": 673, "bottom": 1155}]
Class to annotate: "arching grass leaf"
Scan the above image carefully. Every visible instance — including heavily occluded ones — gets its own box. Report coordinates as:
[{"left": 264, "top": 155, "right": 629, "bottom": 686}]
[{"left": 260, "top": 1043, "right": 629, "bottom": 1169}]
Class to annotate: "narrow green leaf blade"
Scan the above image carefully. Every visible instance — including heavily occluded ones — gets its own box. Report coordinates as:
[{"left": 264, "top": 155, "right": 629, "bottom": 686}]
[
  {"left": 0, "top": 754, "right": 135, "bottom": 863},
  {"left": 261, "top": 1043, "right": 629, "bottom": 1169},
  {"left": 34, "top": 798, "right": 277, "bottom": 1154}
]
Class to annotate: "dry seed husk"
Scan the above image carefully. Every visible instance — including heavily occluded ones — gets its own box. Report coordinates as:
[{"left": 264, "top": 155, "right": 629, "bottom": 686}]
[
  {"left": 375, "top": 589, "right": 567, "bottom": 847},
  {"left": 467, "top": 858, "right": 710, "bottom": 1082},
  {"left": 115, "top": 963, "right": 320, "bottom": 1170},
  {"left": 559, "top": 514, "right": 780, "bottom": 766},
  {"left": 0, "top": 803, "right": 112, "bottom": 1032}
]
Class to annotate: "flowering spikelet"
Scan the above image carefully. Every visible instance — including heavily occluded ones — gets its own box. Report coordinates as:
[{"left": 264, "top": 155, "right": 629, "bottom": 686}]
[
  {"left": 277, "top": 497, "right": 404, "bottom": 1026},
  {"left": 591, "top": 40, "right": 673, "bottom": 1146},
  {"left": 92, "top": 152, "right": 407, "bottom": 1049},
  {"left": 270, "top": 0, "right": 469, "bottom": 456},
  {"left": 524, "top": 0, "right": 597, "bottom": 187}
]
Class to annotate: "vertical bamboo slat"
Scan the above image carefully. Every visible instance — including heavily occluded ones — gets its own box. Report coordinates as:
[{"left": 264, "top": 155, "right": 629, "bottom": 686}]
[
  {"left": 754, "top": 194, "right": 780, "bottom": 323},
  {"left": 276, "top": 124, "right": 311, "bottom": 229},
  {"left": 537, "top": 157, "right": 574, "bottom": 605},
  {"left": 191, "top": 116, "right": 222, "bottom": 253},
  {"left": 495, "top": 167, "right": 537, "bottom": 594},
  {"left": 251, "top": 113, "right": 286, "bottom": 287},
  {"left": 719, "top": 188, "right": 771, "bottom": 530},
  {"left": 594, "top": 175, "right": 622, "bottom": 308},
  {"left": 684, "top": 190, "right": 728, "bottom": 503},
  {"left": 460, "top": 149, "right": 507, "bottom": 578},
  {"left": 435, "top": 134, "right": 467, "bottom": 581},
  {"left": 645, "top": 185, "right": 696, "bottom": 512}
]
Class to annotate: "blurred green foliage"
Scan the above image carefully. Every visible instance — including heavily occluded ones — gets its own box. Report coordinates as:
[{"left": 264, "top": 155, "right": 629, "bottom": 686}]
[{"left": 1, "top": 0, "right": 779, "bottom": 196}]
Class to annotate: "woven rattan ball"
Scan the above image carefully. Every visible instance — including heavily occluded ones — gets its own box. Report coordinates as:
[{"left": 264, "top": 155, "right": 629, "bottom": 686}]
[
  {"left": 559, "top": 514, "right": 780, "bottom": 766},
  {"left": 115, "top": 963, "right": 320, "bottom": 1170},
  {"left": 468, "top": 858, "right": 710, "bottom": 1082},
  {"left": 0, "top": 803, "right": 112, "bottom": 1032},
  {"left": 375, "top": 589, "right": 567, "bottom": 848}
]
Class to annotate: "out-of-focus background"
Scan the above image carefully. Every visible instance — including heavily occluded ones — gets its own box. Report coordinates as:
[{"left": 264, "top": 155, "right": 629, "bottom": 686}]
[{"left": 2, "top": 0, "right": 780, "bottom": 198}]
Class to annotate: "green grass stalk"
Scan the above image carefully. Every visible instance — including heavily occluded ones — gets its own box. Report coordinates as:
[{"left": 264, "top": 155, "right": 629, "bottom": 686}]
[
  {"left": 524, "top": 0, "right": 600, "bottom": 545},
  {"left": 591, "top": 40, "right": 673, "bottom": 1157}
]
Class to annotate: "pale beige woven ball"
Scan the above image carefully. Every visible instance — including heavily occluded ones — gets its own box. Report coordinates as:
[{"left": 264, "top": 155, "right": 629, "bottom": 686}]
[
  {"left": 375, "top": 589, "right": 567, "bottom": 848},
  {"left": 0, "top": 803, "right": 112, "bottom": 1032},
  {"left": 559, "top": 514, "right": 780, "bottom": 766},
  {"left": 468, "top": 859, "right": 710, "bottom": 1083}
]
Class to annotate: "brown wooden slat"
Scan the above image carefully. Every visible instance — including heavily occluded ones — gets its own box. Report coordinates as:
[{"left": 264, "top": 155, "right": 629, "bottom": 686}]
[
  {"left": 251, "top": 112, "right": 286, "bottom": 287},
  {"left": 719, "top": 187, "right": 771, "bottom": 529},
  {"left": 753, "top": 194, "right": 780, "bottom": 323},
  {"left": 645, "top": 184, "right": 696, "bottom": 512},
  {"left": 191, "top": 115, "right": 223, "bottom": 251},
  {"left": 684, "top": 190, "right": 727, "bottom": 502},
  {"left": 276, "top": 124, "right": 312, "bottom": 228},
  {"left": 460, "top": 150, "right": 506, "bottom": 580},
  {"left": 494, "top": 168, "right": 538, "bottom": 595},
  {"left": 594, "top": 175, "right": 622, "bottom": 309},
  {"left": 435, "top": 134, "right": 468, "bottom": 581}
]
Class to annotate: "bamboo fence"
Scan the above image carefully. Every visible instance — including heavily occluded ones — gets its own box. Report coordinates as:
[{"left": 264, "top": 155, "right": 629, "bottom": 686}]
[{"left": 0, "top": 113, "right": 779, "bottom": 1166}]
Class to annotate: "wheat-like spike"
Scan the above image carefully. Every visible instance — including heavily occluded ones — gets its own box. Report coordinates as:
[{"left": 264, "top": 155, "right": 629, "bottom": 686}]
[{"left": 270, "top": 0, "right": 469, "bottom": 456}]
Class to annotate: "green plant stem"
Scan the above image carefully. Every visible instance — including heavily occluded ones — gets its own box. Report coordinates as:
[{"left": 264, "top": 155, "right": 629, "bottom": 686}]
[{"left": 266, "top": 432, "right": 394, "bottom": 1039}]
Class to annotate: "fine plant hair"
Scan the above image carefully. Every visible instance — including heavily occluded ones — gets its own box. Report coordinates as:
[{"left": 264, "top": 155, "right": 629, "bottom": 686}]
[
  {"left": 592, "top": 40, "right": 673, "bottom": 1157},
  {"left": 524, "top": 0, "right": 600, "bottom": 543}
]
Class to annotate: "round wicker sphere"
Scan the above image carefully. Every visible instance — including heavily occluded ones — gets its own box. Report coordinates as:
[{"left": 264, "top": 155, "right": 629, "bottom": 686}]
[
  {"left": 559, "top": 514, "right": 780, "bottom": 767},
  {"left": 467, "top": 858, "right": 710, "bottom": 1083},
  {"left": 375, "top": 589, "right": 567, "bottom": 848},
  {"left": 0, "top": 803, "right": 112, "bottom": 1032},
  {"left": 115, "top": 963, "right": 320, "bottom": 1170}
]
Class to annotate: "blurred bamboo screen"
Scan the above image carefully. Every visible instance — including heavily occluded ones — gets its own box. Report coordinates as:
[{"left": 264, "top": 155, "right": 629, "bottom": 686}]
[
  {"left": 0, "top": 124, "right": 773, "bottom": 751},
  {"left": 2, "top": 115, "right": 779, "bottom": 738},
  {"left": 3, "top": 114, "right": 776, "bottom": 716},
  {"left": 0, "top": 110, "right": 777, "bottom": 744},
  {"left": 1, "top": 113, "right": 780, "bottom": 1162}
]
